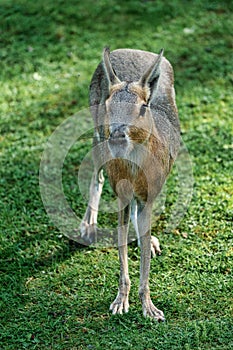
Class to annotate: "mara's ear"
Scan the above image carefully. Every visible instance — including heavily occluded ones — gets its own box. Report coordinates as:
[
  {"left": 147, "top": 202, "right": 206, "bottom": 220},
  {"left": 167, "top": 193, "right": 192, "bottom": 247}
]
[
  {"left": 102, "top": 47, "right": 121, "bottom": 88},
  {"left": 138, "top": 49, "right": 164, "bottom": 103}
]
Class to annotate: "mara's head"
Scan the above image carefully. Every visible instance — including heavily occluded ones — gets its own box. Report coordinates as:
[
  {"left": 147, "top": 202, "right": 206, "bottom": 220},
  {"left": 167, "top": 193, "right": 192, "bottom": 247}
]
[{"left": 102, "top": 47, "right": 164, "bottom": 159}]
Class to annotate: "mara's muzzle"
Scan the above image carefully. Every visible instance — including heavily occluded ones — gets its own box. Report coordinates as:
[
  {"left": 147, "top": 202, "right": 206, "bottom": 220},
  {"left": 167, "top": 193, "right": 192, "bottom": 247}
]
[{"left": 108, "top": 124, "right": 129, "bottom": 158}]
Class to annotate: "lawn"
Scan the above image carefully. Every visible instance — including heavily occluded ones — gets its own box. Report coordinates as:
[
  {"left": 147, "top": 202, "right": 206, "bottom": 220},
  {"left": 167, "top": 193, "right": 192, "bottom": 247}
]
[{"left": 0, "top": 0, "right": 232, "bottom": 349}]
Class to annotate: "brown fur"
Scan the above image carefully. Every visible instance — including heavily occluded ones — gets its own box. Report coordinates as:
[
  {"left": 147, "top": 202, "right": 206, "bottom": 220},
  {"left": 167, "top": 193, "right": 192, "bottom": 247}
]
[{"left": 129, "top": 82, "right": 150, "bottom": 102}]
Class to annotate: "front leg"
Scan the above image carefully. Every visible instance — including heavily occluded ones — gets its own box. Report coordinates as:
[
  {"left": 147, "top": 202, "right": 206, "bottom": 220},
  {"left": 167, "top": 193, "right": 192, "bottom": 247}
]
[
  {"left": 138, "top": 203, "right": 165, "bottom": 321},
  {"left": 110, "top": 202, "right": 131, "bottom": 315},
  {"left": 79, "top": 170, "right": 104, "bottom": 244}
]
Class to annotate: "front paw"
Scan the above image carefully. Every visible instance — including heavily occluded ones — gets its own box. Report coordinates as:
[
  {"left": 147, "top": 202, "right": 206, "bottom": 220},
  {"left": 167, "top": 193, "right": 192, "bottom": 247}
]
[
  {"left": 79, "top": 220, "right": 97, "bottom": 244},
  {"left": 110, "top": 292, "right": 129, "bottom": 315}
]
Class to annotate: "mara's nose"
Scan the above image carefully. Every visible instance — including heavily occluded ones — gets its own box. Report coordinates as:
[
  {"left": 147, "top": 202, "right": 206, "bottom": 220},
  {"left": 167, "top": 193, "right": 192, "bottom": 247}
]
[{"left": 109, "top": 124, "right": 127, "bottom": 139}]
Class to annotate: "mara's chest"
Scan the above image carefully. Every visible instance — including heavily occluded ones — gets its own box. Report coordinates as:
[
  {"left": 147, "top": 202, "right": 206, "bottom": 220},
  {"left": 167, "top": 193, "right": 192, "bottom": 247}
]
[{"left": 105, "top": 158, "right": 164, "bottom": 203}]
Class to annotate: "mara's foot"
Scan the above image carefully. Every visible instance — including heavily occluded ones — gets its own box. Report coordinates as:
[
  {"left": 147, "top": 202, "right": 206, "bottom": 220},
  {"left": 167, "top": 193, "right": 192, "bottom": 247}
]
[
  {"left": 151, "top": 236, "right": 161, "bottom": 257},
  {"left": 142, "top": 297, "right": 165, "bottom": 321},
  {"left": 79, "top": 220, "right": 97, "bottom": 244},
  {"left": 110, "top": 293, "right": 129, "bottom": 315}
]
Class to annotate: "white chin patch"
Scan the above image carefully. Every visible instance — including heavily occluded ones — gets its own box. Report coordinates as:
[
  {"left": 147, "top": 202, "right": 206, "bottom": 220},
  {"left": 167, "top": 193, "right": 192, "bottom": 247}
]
[{"left": 108, "top": 138, "right": 131, "bottom": 159}]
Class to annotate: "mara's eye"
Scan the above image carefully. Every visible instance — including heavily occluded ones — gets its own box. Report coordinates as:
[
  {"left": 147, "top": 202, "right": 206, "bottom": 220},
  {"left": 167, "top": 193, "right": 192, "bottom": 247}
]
[{"left": 139, "top": 104, "right": 147, "bottom": 117}]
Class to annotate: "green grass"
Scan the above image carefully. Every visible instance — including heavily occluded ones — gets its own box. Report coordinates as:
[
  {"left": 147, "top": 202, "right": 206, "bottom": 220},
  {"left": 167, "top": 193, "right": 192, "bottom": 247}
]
[{"left": 0, "top": 0, "right": 233, "bottom": 349}]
